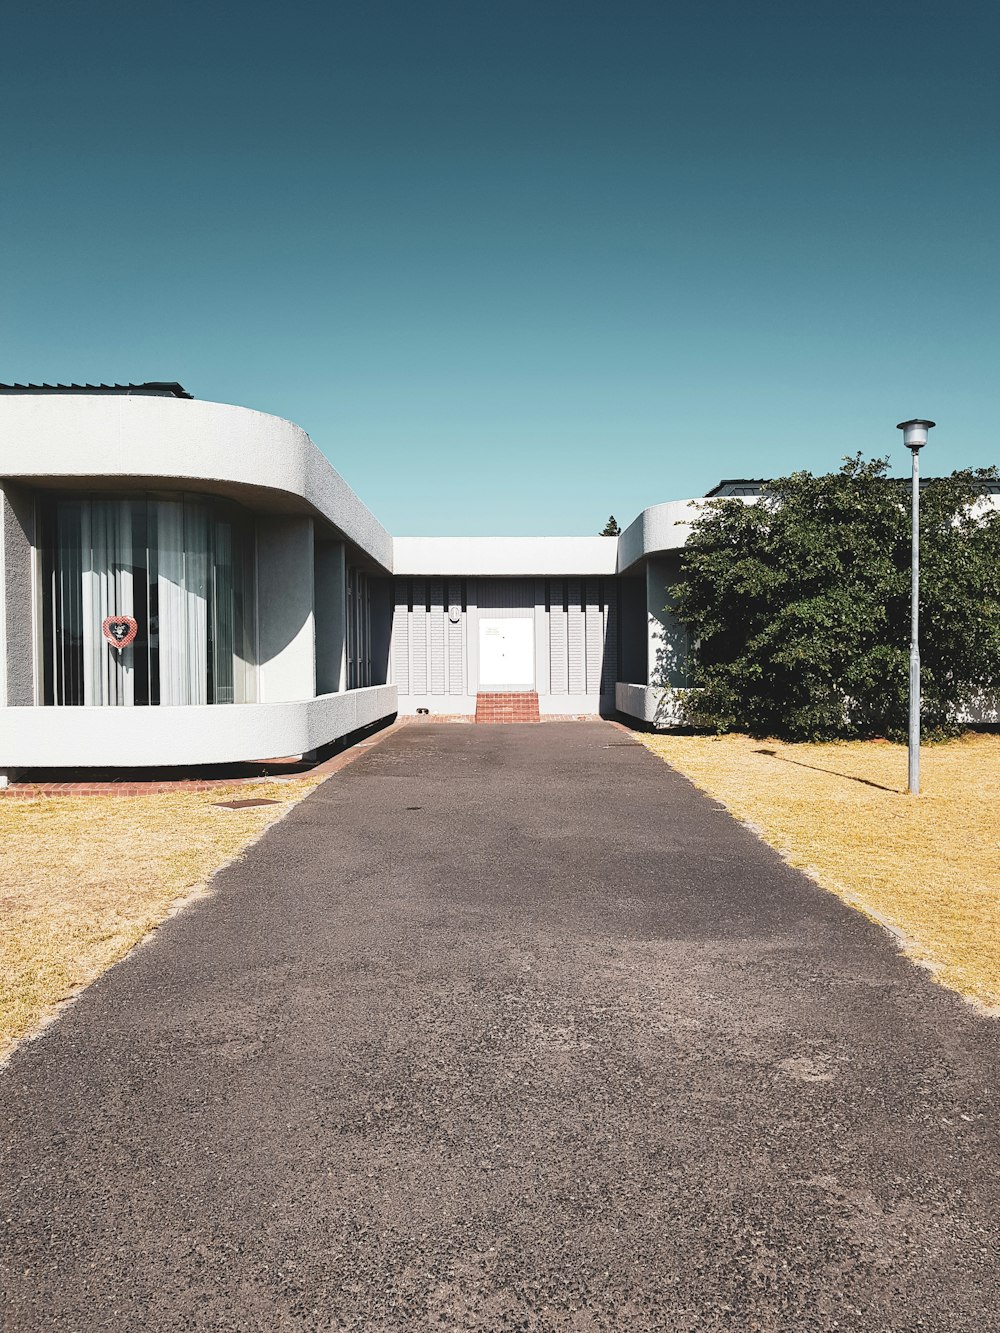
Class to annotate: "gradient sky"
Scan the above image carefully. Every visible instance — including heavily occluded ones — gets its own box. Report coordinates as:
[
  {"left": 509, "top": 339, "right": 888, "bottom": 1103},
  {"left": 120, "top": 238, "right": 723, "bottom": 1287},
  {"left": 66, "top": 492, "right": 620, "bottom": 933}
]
[{"left": 2, "top": 1, "right": 997, "bottom": 534}]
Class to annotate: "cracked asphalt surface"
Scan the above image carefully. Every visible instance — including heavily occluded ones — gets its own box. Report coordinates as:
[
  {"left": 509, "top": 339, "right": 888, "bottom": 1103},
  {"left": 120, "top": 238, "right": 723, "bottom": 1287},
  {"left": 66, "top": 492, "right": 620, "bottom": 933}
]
[{"left": 1, "top": 721, "right": 998, "bottom": 1331}]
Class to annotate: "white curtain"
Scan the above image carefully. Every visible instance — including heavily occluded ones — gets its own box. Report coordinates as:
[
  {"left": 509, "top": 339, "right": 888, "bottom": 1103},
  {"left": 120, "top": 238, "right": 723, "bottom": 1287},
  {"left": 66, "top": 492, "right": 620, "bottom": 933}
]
[
  {"left": 156, "top": 500, "right": 209, "bottom": 705},
  {"left": 48, "top": 494, "right": 254, "bottom": 707},
  {"left": 81, "top": 501, "right": 134, "bottom": 706}
]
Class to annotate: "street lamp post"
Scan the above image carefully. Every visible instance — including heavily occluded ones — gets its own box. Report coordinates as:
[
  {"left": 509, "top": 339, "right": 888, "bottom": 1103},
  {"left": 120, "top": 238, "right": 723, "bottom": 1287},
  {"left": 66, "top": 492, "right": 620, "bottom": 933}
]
[{"left": 897, "top": 418, "right": 936, "bottom": 795}]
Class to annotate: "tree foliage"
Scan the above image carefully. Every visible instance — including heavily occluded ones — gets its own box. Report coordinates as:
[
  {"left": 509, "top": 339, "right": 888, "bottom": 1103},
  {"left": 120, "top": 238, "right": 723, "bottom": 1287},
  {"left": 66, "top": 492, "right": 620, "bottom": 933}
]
[
  {"left": 600, "top": 515, "right": 621, "bottom": 536},
  {"left": 669, "top": 456, "right": 1000, "bottom": 740}
]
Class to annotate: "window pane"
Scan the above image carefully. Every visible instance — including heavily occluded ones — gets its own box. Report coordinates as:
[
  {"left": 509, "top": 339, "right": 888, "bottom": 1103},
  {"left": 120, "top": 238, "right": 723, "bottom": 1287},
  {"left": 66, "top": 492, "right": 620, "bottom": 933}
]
[{"left": 39, "top": 492, "right": 256, "bottom": 707}]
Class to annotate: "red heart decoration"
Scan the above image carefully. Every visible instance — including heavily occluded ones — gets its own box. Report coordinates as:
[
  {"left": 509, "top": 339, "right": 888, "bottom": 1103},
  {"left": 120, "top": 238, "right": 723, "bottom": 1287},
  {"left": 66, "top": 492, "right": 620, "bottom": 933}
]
[{"left": 102, "top": 615, "right": 138, "bottom": 650}]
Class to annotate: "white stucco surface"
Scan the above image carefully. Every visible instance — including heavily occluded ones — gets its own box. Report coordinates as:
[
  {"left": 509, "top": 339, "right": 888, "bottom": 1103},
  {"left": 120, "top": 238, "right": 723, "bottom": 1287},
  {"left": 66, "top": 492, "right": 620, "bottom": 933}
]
[
  {"left": 0, "top": 684, "right": 397, "bottom": 768},
  {"left": 257, "top": 515, "right": 316, "bottom": 702},
  {"left": 615, "top": 682, "right": 684, "bottom": 727},
  {"left": 393, "top": 536, "right": 617, "bottom": 576},
  {"left": 616, "top": 500, "right": 706, "bottom": 572},
  {"left": 0, "top": 394, "right": 393, "bottom": 571}
]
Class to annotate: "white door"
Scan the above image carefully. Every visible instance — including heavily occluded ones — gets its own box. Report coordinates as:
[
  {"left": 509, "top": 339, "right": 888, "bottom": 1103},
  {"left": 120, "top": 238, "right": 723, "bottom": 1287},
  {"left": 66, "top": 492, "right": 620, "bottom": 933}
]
[{"left": 478, "top": 617, "right": 534, "bottom": 689}]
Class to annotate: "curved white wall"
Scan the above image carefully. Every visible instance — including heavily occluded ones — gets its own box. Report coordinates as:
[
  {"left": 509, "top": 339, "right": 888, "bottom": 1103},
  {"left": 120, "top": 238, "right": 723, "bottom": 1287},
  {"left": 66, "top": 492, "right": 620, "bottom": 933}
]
[
  {"left": 1, "top": 685, "right": 397, "bottom": 769},
  {"left": 0, "top": 394, "right": 393, "bottom": 572},
  {"left": 615, "top": 682, "right": 684, "bottom": 728},
  {"left": 616, "top": 500, "right": 706, "bottom": 572}
]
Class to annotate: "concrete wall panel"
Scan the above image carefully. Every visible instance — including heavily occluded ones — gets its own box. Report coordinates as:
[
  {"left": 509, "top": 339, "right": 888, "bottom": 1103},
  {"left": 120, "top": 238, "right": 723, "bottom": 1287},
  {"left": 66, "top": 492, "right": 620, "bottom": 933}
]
[
  {"left": 549, "top": 599, "right": 568, "bottom": 695},
  {"left": 1, "top": 684, "right": 397, "bottom": 768},
  {"left": 0, "top": 484, "right": 36, "bottom": 706},
  {"left": 585, "top": 580, "right": 603, "bottom": 696},
  {"left": 447, "top": 579, "right": 464, "bottom": 695},
  {"left": 567, "top": 581, "right": 586, "bottom": 695},
  {"left": 615, "top": 682, "right": 684, "bottom": 728},
  {"left": 257, "top": 516, "right": 316, "bottom": 703}
]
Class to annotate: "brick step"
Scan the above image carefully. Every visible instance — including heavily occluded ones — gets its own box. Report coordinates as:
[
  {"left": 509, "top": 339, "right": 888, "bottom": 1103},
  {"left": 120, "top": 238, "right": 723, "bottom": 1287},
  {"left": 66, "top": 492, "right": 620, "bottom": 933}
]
[{"left": 475, "top": 691, "right": 540, "bottom": 723}]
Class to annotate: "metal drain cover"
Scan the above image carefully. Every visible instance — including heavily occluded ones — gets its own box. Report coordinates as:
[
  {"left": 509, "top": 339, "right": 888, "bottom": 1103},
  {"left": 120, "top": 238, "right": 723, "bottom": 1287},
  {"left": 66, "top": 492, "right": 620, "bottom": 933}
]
[{"left": 213, "top": 798, "right": 281, "bottom": 809}]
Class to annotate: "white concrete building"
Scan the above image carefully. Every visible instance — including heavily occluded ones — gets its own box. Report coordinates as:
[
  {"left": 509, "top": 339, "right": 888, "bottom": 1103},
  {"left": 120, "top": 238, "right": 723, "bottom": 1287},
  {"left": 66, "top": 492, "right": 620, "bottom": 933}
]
[{"left": 0, "top": 382, "right": 737, "bottom": 776}]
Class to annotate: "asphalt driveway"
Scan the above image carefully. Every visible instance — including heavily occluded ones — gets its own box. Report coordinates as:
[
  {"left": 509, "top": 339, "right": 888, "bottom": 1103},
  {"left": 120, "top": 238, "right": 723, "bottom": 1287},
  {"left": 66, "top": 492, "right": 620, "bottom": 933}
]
[{"left": 1, "top": 721, "right": 998, "bottom": 1331}]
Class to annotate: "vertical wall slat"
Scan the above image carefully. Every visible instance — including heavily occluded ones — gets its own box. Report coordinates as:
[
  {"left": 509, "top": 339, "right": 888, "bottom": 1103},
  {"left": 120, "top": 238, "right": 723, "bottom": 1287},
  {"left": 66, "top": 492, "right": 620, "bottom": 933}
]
[
  {"left": 549, "top": 594, "right": 568, "bottom": 694},
  {"left": 429, "top": 578, "right": 446, "bottom": 695},
  {"left": 585, "top": 578, "right": 603, "bottom": 695},
  {"left": 601, "top": 578, "right": 618, "bottom": 697},
  {"left": 391, "top": 585, "right": 410, "bottom": 693},
  {"left": 411, "top": 579, "right": 428, "bottom": 695},
  {"left": 533, "top": 578, "right": 549, "bottom": 696},
  {"left": 467, "top": 580, "right": 479, "bottom": 694},
  {"left": 447, "top": 578, "right": 463, "bottom": 695},
  {"left": 567, "top": 578, "right": 586, "bottom": 694}
]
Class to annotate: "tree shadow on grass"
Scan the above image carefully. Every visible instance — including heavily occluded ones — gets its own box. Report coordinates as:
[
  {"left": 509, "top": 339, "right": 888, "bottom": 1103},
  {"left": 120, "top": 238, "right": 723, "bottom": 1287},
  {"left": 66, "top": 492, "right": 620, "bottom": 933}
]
[{"left": 753, "top": 748, "right": 902, "bottom": 794}]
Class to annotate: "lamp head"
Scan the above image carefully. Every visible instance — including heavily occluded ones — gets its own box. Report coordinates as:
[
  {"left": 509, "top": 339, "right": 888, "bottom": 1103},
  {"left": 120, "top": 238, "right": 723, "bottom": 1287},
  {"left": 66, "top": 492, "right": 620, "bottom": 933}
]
[{"left": 897, "top": 418, "right": 936, "bottom": 451}]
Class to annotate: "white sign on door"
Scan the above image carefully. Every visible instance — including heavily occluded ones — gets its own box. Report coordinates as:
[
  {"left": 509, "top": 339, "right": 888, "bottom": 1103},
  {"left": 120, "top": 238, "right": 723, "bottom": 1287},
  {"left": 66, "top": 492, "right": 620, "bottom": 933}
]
[{"left": 478, "top": 617, "right": 534, "bottom": 688}]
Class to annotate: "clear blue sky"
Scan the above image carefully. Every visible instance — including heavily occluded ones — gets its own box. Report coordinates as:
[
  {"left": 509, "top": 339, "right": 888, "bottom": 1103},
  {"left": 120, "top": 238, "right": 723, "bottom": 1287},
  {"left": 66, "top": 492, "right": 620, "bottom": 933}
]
[{"left": 2, "top": 1, "right": 997, "bottom": 534}]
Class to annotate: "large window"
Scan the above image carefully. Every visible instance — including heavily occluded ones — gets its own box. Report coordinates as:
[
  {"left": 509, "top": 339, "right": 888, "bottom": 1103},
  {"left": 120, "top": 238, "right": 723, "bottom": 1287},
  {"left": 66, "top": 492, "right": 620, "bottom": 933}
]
[
  {"left": 39, "top": 493, "right": 256, "bottom": 706},
  {"left": 347, "top": 565, "right": 371, "bottom": 689}
]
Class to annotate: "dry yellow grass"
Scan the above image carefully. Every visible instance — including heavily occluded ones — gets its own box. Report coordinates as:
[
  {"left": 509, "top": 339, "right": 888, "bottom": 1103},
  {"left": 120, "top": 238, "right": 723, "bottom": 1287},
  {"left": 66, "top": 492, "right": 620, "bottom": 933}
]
[
  {"left": 0, "top": 778, "right": 324, "bottom": 1061},
  {"left": 638, "top": 731, "right": 1000, "bottom": 1011}
]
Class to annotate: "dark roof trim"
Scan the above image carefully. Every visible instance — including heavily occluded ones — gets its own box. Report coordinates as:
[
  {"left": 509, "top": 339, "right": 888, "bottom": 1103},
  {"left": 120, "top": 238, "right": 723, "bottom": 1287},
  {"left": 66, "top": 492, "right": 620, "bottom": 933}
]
[
  {"left": 705, "top": 479, "right": 769, "bottom": 496},
  {"left": 706, "top": 476, "right": 1000, "bottom": 496},
  {"left": 0, "top": 381, "right": 193, "bottom": 399}
]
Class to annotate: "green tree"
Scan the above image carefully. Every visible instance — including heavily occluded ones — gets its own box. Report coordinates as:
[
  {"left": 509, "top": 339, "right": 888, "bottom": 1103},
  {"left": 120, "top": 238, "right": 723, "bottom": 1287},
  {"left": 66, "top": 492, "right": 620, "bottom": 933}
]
[
  {"left": 600, "top": 515, "right": 621, "bottom": 536},
  {"left": 669, "top": 456, "right": 1000, "bottom": 740}
]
